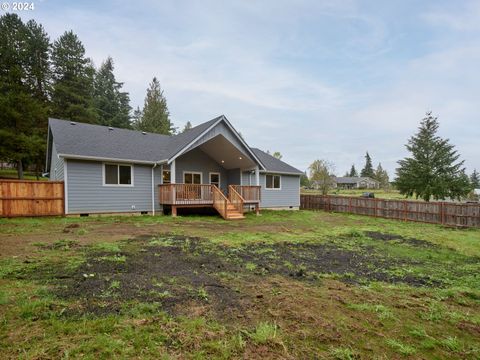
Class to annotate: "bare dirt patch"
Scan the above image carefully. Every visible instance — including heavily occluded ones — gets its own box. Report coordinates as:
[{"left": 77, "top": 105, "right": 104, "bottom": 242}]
[
  {"left": 364, "top": 231, "right": 438, "bottom": 248},
  {"left": 46, "top": 233, "right": 441, "bottom": 318}
]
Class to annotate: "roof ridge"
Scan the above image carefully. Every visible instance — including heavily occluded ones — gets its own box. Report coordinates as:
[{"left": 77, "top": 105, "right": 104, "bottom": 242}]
[{"left": 48, "top": 118, "right": 170, "bottom": 138}]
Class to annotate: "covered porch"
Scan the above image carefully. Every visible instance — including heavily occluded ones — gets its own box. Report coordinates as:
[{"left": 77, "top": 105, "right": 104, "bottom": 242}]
[
  {"left": 156, "top": 128, "right": 264, "bottom": 220},
  {"left": 158, "top": 184, "right": 260, "bottom": 219}
]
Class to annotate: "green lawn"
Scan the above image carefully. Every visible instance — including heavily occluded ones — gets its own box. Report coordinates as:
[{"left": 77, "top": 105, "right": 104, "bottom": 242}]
[
  {"left": 0, "top": 169, "right": 48, "bottom": 181},
  {"left": 0, "top": 210, "right": 479, "bottom": 359}
]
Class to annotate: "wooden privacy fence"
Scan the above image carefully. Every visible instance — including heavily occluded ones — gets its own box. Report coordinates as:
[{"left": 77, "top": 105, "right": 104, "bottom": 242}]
[
  {"left": 0, "top": 180, "right": 64, "bottom": 217},
  {"left": 301, "top": 194, "right": 480, "bottom": 228}
]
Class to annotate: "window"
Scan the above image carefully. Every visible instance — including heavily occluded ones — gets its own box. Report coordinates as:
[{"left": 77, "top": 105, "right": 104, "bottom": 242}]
[
  {"left": 209, "top": 172, "right": 220, "bottom": 188},
  {"left": 184, "top": 172, "right": 201, "bottom": 184},
  {"left": 266, "top": 174, "right": 281, "bottom": 189},
  {"left": 104, "top": 164, "right": 132, "bottom": 185},
  {"left": 162, "top": 170, "right": 171, "bottom": 184}
]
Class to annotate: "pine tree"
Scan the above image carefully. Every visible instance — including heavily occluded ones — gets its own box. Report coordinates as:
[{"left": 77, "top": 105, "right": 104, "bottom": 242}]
[
  {"left": 93, "top": 57, "right": 131, "bottom": 128},
  {"left": 348, "top": 164, "right": 358, "bottom": 177},
  {"left": 134, "top": 77, "right": 174, "bottom": 135},
  {"left": 51, "top": 30, "right": 97, "bottom": 123},
  {"left": 395, "top": 112, "right": 471, "bottom": 201},
  {"left": 0, "top": 14, "right": 49, "bottom": 178},
  {"left": 471, "top": 170, "right": 480, "bottom": 189},
  {"left": 360, "top": 152, "right": 374, "bottom": 178},
  {"left": 374, "top": 163, "right": 390, "bottom": 189},
  {"left": 181, "top": 121, "right": 192, "bottom": 133}
]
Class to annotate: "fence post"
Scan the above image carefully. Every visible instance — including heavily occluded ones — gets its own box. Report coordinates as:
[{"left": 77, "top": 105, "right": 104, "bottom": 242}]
[{"left": 439, "top": 202, "right": 444, "bottom": 225}]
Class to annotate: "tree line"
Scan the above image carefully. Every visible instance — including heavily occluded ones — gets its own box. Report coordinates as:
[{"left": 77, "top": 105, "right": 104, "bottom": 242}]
[
  {"left": 304, "top": 112, "right": 478, "bottom": 201},
  {"left": 0, "top": 13, "right": 175, "bottom": 179}
]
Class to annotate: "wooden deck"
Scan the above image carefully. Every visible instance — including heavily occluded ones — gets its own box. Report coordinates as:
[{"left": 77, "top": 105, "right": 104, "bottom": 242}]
[{"left": 158, "top": 184, "right": 260, "bottom": 220}]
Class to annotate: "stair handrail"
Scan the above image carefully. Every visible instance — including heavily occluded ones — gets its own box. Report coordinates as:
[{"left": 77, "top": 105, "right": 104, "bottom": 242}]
[
  {"left": 212, "top": 185, "right": 229, "bottom": 219},
  {"left": 228, "top": 185, "right": 245, "bottom": 215}
]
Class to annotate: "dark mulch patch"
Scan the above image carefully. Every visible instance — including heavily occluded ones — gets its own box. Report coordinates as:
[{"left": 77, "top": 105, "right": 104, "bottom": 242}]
[
  {"left": 223, "top": 241, "right": 438, "bottom": 287},
  {"left": 55, "top": 236, "right": 244, "bottom": 316},
  {"left": 364, "top": 231, "right": 439, "bottom": 248},
  {"left": 51, "top": 234, "right": 441, "bottom": 316}
]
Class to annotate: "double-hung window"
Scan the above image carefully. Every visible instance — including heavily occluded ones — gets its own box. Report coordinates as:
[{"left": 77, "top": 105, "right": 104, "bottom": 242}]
[{"left": 104, "top": 164, "right": 133, "bottom": 186}]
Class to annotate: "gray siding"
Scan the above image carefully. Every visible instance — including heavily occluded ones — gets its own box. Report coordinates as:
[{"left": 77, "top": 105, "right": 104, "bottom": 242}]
[
  {"left": 175, "top": 148, "right": 228, "bottom": 191},
  {"left": 227, "top": 168, "right": 241, "bottom": 186},
  {"left": 50, "top": 142, "right": 64, "bottom": 181},
  {"left": 241, "top": 171, "right": 300, "bottom": 208},
  {"left": 66, "top": 160, "right": 154, "bottom": 214}
]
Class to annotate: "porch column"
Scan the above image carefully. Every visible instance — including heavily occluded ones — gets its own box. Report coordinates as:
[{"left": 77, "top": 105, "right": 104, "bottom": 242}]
[
  {"left": 255, "top": 165, "right": 260, "bottom": 186},
  {"left": 170, "top": 160, "right": 176, "bottom": 184},
  {"left": 170, "top": 160, "right": 176, "bottom": 216}
]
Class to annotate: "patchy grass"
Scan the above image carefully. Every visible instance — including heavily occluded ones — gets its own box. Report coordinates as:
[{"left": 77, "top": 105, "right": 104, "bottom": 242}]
[{"left": 0, "top": 210, "right": 479, "bottom": 359}]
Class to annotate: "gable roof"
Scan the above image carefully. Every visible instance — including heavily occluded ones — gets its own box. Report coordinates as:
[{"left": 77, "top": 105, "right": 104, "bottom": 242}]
[
  {"left": 334, "top": 177, "right": 379, "bottom": 184},
  {"left": 48, "top": 116, "right": 301, "bottom": 175},
  {"left": 251, "top": 148, "right": 303, "bottom": 175}
]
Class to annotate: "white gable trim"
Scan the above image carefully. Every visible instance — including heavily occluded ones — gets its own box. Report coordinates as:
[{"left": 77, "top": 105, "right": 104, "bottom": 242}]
[{"left": 167, "top": 115, "right": 266, "bottom": 170}]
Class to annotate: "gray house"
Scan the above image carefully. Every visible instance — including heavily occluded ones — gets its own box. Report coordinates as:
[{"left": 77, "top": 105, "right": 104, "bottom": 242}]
[
  {"left": 334, "top": 176, "right": 380, "bottom": 189},
  {"left": 46, "top": 115, "right": 303, "bottom": 219}
]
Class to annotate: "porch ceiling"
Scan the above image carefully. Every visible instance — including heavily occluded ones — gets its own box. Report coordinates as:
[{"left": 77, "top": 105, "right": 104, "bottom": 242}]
[{"left": 198, "top": 135, "right": 256, "bottom": 170}]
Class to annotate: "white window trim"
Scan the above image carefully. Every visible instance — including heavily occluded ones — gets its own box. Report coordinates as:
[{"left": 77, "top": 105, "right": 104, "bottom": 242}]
[
  {"left": 183, "top": 171, "right": 203, "bottom": 184},
  {"left": 102, "top": 163, "right": 134, "bottom": 187},
  {"left": 209, "top": 172, "right": 221, "bottom": 187},
  {"left": 265, "top": 174, "right": 281, "bottom": 190}
]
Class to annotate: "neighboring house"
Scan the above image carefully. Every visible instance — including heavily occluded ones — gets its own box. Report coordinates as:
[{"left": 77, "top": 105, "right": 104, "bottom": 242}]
[
  {"left": 334, "top": 177, "right": 380, "bottom": 189},
  {"left": 46, "top": 115, "right": 303, "bottom": 219}
]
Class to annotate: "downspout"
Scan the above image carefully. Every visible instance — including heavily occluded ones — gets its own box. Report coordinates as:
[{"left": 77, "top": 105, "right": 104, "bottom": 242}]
[{"left": 151, "top": 163, "right": 157, "bottom": 216}]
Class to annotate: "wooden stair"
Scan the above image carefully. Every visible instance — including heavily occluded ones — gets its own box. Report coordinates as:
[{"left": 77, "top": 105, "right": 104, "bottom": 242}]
[{"left": 225, "top": 203, "right": 245, "bottom": 220}]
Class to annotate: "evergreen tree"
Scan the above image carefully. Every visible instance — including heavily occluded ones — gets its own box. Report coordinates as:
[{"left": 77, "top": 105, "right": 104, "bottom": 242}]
[
  {"left": 93, "top": 57, "right": 131, "bottom": 128},
  {"left": 131, "top": 106, "right": 143, "bottom": 129},
  {"left": 181, "top": 121, "right": 192, "bottom": 133},
  {"left": 374, "top": 163, "right": 390, "bottom": 189},
  {"left": 348, "top": 164, "right": 358, "bottom": 177},
  {"left": 51, "top": 30, "right": 97, "bottom": 123},
  {"left": 0, "top": 14, "right": 49, "bottom": 178},
  {"left": 395, "top": 112, "right": 471, "bottom": 201},
  {"left": 471, "top": 169, "right": 480, "bottom": 189},
  {"left": 134, "top": 77, "right": 174, "bottom": 135},
  {"left": 360, "top": 152, "right": 374, "bottom": 178}
]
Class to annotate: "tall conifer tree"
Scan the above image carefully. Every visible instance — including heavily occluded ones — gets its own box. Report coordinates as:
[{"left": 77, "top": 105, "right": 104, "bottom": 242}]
[
  {"left": 51, "top": 30, "right": 97, "bottom": 123},
  {"left": 134, "top": 77, "right": 174, "bottom": 134},
  {"left": 93, "top": 57, "right": 131, "bottom": 128},
  {"left": 395, "top": 112, "right": 470, "bottom": 201},
  {"left": 360, "top": 152, "right": 374, "bottom": 178}
]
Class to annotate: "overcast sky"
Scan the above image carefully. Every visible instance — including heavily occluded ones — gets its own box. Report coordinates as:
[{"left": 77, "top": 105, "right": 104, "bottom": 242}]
[{"left": 18, "top": 0, "right": 480, "bottom": 175}]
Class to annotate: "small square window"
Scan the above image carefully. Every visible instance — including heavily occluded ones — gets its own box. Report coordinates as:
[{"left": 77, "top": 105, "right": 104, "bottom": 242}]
[
  {"left": 266, "top": 174, "right": 281, "bottom": 189},
  {"left": 104, "top": 164, "right": 132, "bottom": 186}
]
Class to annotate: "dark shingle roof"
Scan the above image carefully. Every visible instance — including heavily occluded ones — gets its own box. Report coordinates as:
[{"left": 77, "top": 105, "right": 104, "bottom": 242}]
[
  {"left": 49, "top": 117, "right": 302, "bottom": 175},
  {"left": 49, "top": 117, "right": 221, "bottom": 163},
  {"left": 251, "top": 148, "right": 303, "bottom": 175}
]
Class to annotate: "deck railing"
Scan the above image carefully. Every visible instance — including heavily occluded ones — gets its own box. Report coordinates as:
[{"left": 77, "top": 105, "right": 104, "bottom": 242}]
[
  {"left": 159, "top": 184, "right": 260, "bottom": 207},
  {"left": 231, "top": 185, "right": 261, "bottom": 203},
  {"left": 212, "top": 186, "right": 228, "bottom": 219},
  {"left": 158, "top": 184, "right": 213, "bottom": 205},
  {"left": 228, "top": 185, "right": 245, "bottom": 214}
]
